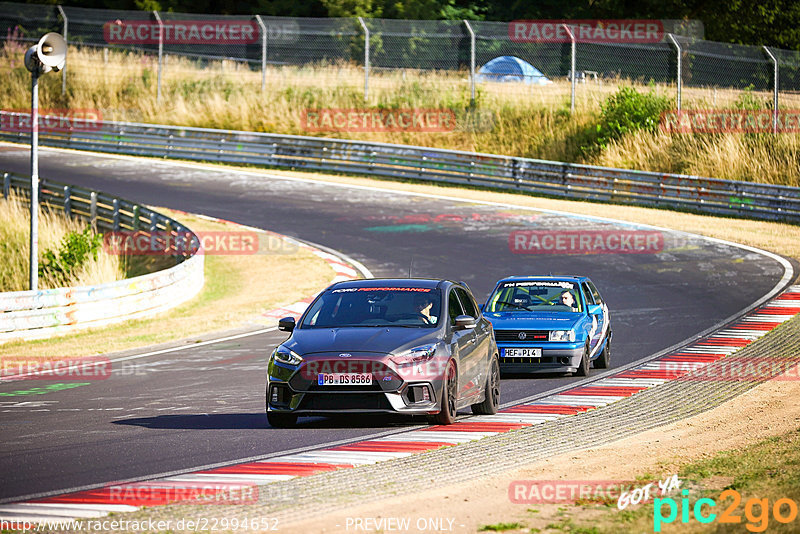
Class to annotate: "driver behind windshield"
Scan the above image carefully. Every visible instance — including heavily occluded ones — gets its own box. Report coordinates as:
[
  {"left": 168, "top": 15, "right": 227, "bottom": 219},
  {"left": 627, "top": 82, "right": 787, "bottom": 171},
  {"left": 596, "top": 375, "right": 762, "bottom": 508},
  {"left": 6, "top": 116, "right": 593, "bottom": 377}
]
[
  {"left": 559, "top": 290, "right": 579, "bottom": 312},
  {"left": 414, "top": 293, "right": 439, "bottom": 325}
]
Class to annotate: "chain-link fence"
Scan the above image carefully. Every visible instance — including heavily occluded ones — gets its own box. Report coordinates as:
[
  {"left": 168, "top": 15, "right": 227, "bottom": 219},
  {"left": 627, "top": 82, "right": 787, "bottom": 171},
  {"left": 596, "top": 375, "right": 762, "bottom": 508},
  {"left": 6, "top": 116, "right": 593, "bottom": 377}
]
[{"left": 2, "top": 1, "right": 799, "bottom": 116}]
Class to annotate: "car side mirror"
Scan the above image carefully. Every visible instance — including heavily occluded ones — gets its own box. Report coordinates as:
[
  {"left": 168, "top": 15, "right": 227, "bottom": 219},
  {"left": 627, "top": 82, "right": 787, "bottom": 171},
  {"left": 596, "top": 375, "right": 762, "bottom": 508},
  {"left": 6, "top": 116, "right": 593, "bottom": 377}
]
[
  {"left": 454, "top": 315, "right": 476, "bottom": 330},
  {"left": 587, "top": 304, "right": 602, "bottom": 316},
  {"left": 278, "top": 317, "right": 296, "bottom": 332}
]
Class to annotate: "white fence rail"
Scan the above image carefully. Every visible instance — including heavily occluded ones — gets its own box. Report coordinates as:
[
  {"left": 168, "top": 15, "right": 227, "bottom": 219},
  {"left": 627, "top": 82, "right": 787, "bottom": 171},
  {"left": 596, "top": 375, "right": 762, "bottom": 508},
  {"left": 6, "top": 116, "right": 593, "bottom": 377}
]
[{"left": 0, "top": 170, "right": 204, "bottom": 343}]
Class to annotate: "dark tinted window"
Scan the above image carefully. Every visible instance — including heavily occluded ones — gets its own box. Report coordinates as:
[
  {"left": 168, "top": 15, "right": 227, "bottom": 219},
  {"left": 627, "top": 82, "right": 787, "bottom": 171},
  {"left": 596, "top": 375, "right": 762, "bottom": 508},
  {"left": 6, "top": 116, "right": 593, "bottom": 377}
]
[
  {"left": 455, "top": 287, "right": 478, "bottom": 318},
  {"left": 586, "top": 281, "right": 603, "bottom": 304},
  {"left": 448, "top": 289, "right": 465, "bottom": 325},
  {"left": 301, "top": 287, "right": 441, "bottom": 328},
  {"left": 581, "top": 283, "right": 595, "bottom": 305}
]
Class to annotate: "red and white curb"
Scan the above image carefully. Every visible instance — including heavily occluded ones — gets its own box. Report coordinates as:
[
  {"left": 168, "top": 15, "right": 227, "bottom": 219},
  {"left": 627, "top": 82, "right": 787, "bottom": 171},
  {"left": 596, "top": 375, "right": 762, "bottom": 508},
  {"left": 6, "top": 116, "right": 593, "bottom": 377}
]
[{"left": 2, "top": 285, "right": 798, "bottom": 524}]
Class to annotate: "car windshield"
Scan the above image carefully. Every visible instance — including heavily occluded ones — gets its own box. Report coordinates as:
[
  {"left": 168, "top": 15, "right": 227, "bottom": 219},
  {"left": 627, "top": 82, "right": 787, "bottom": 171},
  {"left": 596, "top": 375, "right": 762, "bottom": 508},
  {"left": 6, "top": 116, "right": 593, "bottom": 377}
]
[
  {"left": 485, "top": 281, "right": 582, "bottom": 313},
  {"left": 300, "top": 287, "right": 442, "bottom": 328}
]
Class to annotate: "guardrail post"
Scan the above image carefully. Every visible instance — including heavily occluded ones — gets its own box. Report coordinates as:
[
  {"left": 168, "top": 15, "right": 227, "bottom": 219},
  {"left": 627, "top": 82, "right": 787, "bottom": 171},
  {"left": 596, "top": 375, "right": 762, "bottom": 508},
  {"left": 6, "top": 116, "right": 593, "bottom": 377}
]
[
  {"left": 112, "top": 198, "right": 120, "bottom": 231},
  {"left": 667, "top": 34, "right": 682, "bottom": 111},
  {"left": 89, "top": 191, "right": 97, "bottom": 230},
  {"left": 2, "top": 173, "right": 9, "bottom": 199},
  {"left": 153, "top": 11, "right": 164, "bottom": 104},
  {"left": 763, "top": 46, "right": 779, "bottom": 134},
  {"left": 255, "top": 15, "right": 267, "bottom": 93},
  {"left": 561, "top": 24, "right": 576, "bottom": 113},
  {"left": 57, "top": 5, "right": 68, "bottom": 95},
  {"left": 358, "top": 17, "right": 369, "bottom": 103},
  {"left": 464, "top": 20, "right": 476, "bottom": 106},
  {"left": 132, "top": 204, "right": 140, "bottom": 230},
  {"left": 63, "top": 185, "right": 71, "bottom": 218}
]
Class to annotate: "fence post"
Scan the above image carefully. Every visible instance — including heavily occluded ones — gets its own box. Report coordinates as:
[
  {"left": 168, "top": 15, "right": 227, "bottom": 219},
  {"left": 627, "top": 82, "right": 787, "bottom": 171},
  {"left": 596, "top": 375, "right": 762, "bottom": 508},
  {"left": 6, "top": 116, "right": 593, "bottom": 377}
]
[
  {"left": 561, "top": 24, "right": 575, "bottom": 112},
  {"left": 63, "top": 185, "right": 71, "bottom": 218},
  {"left": 112, "top": 198, "right": 120, "bottom": 231},
  {"left": 255, "top": 15, "right": 267, "bottom": 93},
  {"left": 763, "top": 46, "right": 779, "bottom": 134},
  {"left": 667, "top": 33, "right": 682, "bottom": 111},
  {"left": 464, "top": 20, "right": 476, "bottom": 106},
  {"left": 2, "top": 172, "right": 9, "bottom": 199},
  {"left": 153, "top": 11, "right": 164, "bottom": 104},
  {"left": 90, "top": 191, "right": 97, "bottom": 230},
  {"left": 358, "top": 17, "right": 369, "bottom": 103},
  {"left": 57, "top": 5, "right": 67, "bottom": 95}
]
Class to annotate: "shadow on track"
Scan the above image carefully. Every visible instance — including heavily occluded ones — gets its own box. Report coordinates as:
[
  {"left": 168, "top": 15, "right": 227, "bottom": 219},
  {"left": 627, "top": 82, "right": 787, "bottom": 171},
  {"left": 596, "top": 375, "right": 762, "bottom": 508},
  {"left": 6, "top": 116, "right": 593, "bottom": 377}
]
[{"left": 112, "top": 413, "right": 426, "bottom": 430}]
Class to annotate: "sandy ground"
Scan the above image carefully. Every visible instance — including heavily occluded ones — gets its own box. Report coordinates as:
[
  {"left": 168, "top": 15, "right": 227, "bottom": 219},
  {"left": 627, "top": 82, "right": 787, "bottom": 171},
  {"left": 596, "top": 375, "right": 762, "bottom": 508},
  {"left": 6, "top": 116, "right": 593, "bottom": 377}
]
[{"left": 282, "top": 370, "right": 800, "bottom": 534}]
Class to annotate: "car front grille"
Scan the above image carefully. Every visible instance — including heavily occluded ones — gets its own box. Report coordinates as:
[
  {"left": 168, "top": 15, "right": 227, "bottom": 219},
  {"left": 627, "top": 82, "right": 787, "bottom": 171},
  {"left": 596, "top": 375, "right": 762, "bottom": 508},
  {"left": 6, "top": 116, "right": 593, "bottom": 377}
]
[
  {"left": 298, "top": 393, "right": 393, "bottom": 411},
  {"left": 500, "top": 356, "right": 556, "bottom": 364},
  {"left": 494, "top": 330, "right": 549, "bottom": 342}
]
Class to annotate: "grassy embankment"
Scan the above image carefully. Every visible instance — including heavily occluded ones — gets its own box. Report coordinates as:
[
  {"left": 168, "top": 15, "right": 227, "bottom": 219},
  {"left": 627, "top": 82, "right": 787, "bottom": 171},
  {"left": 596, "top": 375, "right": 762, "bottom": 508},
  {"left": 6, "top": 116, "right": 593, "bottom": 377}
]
[
  {"left": 0, "top": 194, "right": 124, "bottom": 291},
  {"left": 1, "top": 43, "right": 798, "bottom": 186},
  {"left": 0, "top": 203, "right": 338, "bottom": 359}
]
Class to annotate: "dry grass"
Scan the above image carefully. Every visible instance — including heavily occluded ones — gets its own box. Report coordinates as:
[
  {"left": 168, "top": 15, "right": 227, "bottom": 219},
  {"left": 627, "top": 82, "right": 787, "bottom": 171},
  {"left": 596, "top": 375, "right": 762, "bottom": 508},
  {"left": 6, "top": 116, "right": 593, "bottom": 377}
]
[
  {"left": 0, "top": 193, "right": 124, "bottom": 291},
  {"left": 599, "top": 129, "right": 800, "bottom": 186},
  {"left": 0, "top": 208, "right": 338, "bottom": 359},
  {"left": 1, "top": 43, "right": 798, "bottom": 185}
]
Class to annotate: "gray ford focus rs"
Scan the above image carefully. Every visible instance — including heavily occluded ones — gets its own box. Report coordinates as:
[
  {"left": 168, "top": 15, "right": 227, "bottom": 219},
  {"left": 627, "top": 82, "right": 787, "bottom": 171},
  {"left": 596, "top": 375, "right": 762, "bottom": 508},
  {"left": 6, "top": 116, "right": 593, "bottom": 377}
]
[{"left": 266, "top": 279, "right": 500, "bottom": 427}]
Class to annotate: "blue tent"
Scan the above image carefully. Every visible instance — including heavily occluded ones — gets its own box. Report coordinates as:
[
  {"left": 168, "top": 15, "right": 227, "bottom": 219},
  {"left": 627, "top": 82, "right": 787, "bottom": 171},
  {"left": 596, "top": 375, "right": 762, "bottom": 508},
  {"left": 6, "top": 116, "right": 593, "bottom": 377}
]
[{"left": 476, "top": 56, "right": 552, "bottom": 85}]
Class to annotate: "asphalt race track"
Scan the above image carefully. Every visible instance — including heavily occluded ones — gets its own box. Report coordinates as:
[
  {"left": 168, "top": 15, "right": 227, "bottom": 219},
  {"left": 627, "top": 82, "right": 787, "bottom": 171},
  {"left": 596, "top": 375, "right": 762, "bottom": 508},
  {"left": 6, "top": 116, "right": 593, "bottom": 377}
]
[{"left": 0, "top": 145, "right": 790, "bottom": 502}]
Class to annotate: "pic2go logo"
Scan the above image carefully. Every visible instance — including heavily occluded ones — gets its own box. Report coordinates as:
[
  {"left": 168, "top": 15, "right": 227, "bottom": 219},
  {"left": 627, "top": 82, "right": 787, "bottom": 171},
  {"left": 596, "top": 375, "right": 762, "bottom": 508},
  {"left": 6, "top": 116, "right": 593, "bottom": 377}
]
[{"left": 654, "top": 489, "right": 799, "bottom": 532}]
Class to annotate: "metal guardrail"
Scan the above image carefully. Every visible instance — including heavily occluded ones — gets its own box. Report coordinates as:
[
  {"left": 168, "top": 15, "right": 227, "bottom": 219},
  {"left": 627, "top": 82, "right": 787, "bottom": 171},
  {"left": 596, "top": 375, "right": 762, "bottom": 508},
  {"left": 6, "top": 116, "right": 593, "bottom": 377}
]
[
  {"left": 0, "top": 169, "right": 204, "bottom": 343},
  {"left": 1, "top": 111, "right": 799, "bottom": 223}
]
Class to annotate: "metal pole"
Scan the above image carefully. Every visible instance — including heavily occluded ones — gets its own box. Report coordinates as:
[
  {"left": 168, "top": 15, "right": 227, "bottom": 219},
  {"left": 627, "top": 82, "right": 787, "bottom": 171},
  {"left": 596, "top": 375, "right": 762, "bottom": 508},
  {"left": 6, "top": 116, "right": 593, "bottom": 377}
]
[
  {"left": 464, "top": 20, "right": 475, "bottom": 106},
  {"left": 30, "top": 71, "right": 39, "bottom": 291},
  {"left": 57, "top": 5, "right": 67, "bottom": 95},
  {"left": 561, "top": 24, "right": 575, "bottom": 113},
  {"left": 255, "top": 15, "right": 267, "bottom": 93},
  {"left": 358, "top": 17, "right": 369, "bottom": 103},
  {"left": 667, "top": 33, "right": 681, "bottom": 111},
  {"left": 763, "top": 46, "right": 779, "bottom": 134},
  {"left": 153, "top": 11, "right": 164, "bottom": 103}
]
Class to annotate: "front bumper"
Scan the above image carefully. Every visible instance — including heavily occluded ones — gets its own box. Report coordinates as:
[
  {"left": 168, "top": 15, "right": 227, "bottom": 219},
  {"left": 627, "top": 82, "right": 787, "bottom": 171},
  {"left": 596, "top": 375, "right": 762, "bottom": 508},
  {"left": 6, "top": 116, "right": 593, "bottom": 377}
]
[
  {"left": 497, "top": 343, "right": 584, "bottom": 374},
  {"left": 267, "top": 357, "right": 443, "bottom": 416}
]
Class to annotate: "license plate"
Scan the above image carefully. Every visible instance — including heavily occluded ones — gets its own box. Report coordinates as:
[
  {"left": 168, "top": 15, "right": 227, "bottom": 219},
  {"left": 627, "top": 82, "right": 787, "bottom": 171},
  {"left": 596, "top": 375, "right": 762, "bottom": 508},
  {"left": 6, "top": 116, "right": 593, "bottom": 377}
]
[
  {"left": 503, "top": 348, "right": 542, "bottom": 358},
  {"left": 318, "top": 373, "right": 373, "bottom": 386}
]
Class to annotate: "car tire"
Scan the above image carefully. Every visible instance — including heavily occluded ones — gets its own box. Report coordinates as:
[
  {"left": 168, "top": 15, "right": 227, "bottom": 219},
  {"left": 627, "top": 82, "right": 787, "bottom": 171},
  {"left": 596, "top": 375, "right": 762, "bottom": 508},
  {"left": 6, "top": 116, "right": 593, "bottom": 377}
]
[
  {"left": 267, "top": 411, "right": 298, "bottom": 428},
  {"left": 594, "top": 336, "right": 611, "bottom": 369},
  {"left": 429, "top": 359, "right": 458, "bottom": 425},
  {"left": 472, "top": 355, "right": 500, "bottom": 415},
  {"left": 574, "top": 343, "right": 590, "bottom": 377}
]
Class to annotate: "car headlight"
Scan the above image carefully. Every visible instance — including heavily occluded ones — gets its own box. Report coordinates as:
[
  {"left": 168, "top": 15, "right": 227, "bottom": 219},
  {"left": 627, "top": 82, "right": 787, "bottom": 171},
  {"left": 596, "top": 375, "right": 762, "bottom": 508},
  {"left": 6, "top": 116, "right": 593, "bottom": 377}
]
[
  {"left": 549, "top": 330, "right": 576, "bottom": 342},
  {"left": 272, "top": 346, "right": 303, "bottom": 366},
  {"left": 390, "top": 344, "right": 437, "bottom": 365}
]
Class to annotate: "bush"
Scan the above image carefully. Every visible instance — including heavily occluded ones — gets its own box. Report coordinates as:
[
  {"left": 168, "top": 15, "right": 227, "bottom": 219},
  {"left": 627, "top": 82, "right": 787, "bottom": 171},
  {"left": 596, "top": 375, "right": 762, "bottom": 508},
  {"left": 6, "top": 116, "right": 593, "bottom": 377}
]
[
  {"left": 594, "top": 87, "right": 673, "bottom": 149},
  {"left": 38, "top": 226, "right": 102, "bottom": 287}
]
